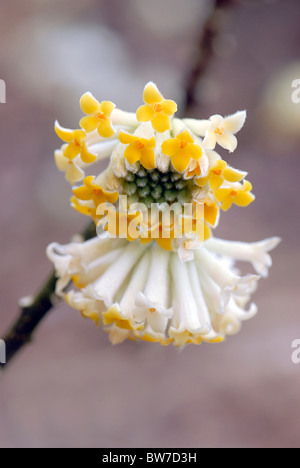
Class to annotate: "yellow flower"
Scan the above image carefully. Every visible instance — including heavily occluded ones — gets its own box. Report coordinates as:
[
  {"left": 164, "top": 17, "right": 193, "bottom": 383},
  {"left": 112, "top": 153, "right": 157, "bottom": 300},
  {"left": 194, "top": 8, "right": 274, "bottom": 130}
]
[
  {"left": 196, "top": 159, "right": 246, "bottom": 192},
  {"left": 73, "top": 176, "right": 118, "bottom": 208},
  {"left": 215, "top": 181, "right": 255, "bottom": 211},
  {"left": 161, "top": 129, "right": 202, "bottom": 173},
  {"left": 79, "top": 92, "right": 115, "bottom": 138},
  {"left": 55, "top": 121, "right": 97, "bottom": 163},
  {"left": 118, "top": 131, "right": 156, "bottom": 169},
  {"left": 136, "top": 82, "right": 177, "bottom": 133}
]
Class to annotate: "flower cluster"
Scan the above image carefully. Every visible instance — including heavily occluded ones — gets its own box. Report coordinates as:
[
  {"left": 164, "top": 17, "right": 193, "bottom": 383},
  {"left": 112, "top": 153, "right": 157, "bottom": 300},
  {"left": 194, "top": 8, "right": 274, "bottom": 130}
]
[{"left": 48, "top": 82, "right": 279, "bottom": 347}]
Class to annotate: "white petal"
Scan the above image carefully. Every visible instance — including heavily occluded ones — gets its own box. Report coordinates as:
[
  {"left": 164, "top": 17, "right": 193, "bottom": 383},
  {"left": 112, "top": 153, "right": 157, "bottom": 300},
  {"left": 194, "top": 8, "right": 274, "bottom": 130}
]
[
  {"left": 205, "top": 237, "right": 281, "bottom": 278},
  {"left": 210, "top": 114, "right": 224, "bottom": 127},
  {"left": 224, "top": 110, "right": 247, "bottom": 134},
  {"left": 195, "top": 248, "right": 240, "bottom": 291},
  {"left": 203, "top": 129, "right": 217, "bottom": 149},
  {"left": 216, "top": 130, "right": 238, "bottom": 153},
  {"left": 93, "top": 241, "right": 149, "bottom": 307},
  {"left": 135, "top": 243, "right": 172, "bottom": 332},
  {"left": 118, "top": 250, "right": 151, "bottom": 319},
  {"left": 170, "top": 255, "right": 207, "bottom": 334}
]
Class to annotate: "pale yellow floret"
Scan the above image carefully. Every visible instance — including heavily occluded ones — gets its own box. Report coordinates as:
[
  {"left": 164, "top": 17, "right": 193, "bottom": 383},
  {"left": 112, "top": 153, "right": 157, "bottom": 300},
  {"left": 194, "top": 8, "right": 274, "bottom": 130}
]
[
  {"left": 215, "top": 180, "right": 255, "bottom": 211},
  {"left": 196, "top": 159, "right": 246, "bottom": 192},
  {"left": 161, "top": 129, "right": 203, "bottom": 173},
  {"left": 136, "top": 82, "right": 177, "bottom": 133},
  {"left": 119, "top": 130, "right": 156, "bottom": 169},
  {"left": 55, "top": 121, "right": 97, "bottom": 163},
  {"left": 80, "top": 92, "right": 115, "bottom": 138}
]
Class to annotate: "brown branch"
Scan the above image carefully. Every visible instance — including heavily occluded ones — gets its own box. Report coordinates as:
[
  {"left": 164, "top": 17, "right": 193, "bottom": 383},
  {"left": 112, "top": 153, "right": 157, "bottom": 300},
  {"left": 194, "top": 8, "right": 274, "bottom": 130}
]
[
  {"left": 0, "top": 222, "right": 96, "bottom": 369},
  {"left": 182, "top": 0, "right": 239, "bottom": 115}
]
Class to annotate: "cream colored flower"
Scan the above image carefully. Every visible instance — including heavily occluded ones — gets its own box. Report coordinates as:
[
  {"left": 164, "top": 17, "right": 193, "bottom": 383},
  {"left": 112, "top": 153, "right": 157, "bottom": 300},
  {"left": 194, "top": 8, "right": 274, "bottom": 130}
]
[
  {"left": 184, "top": 111, "right": 247, "bottom": 153},
  {"left": 47, "top": 234, "right": 279, "bottom": 347}
]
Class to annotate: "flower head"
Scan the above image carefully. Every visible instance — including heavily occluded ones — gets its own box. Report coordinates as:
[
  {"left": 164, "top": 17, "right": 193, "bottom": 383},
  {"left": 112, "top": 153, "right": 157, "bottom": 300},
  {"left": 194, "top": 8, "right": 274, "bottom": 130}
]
[
  {"left": 136, "top": 82, "right": 177, "bottom": 132},
  {"left": 48, "top": 82, "right": 279, "bottom": 347}
]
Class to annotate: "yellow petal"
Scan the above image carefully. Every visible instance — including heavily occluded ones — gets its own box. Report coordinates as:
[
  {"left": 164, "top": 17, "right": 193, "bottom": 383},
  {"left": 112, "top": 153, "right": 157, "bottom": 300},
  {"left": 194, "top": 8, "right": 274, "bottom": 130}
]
[
  {"left": 221, "top": 196, "right": 234, "bottom": 211},
  {"left": 177, "top": 129, "right": 194, "bottom": 144},
  {"left": 243, "top": 180, "right": 253, "bottom": 192},
  {"left": 223, "top": 166, "right": 246, "bottom": 183},
  {"left": 99, "top": 100, "right": 115, "bottom": 116},
  {"left": 214, "top": 159, "right": 227, "bottom": 171},
  {"left": 124, "top": 145, "right": 141, "bottom": 165},
  {"left": 73, "top": 185, "right": 92, "bottom": 201},
  {"left": 80, "top": 116, "right": 99, "bottom": 132},
  {"left": 64, "top": 142, "right": 81, "bottom": 160},
  {"left": 98, "top": 119, "right": 115, "bottom": 138},
  {"left": 151, "top": 113, "right": 170, "bottom": 132},
  {"left": 209, "top": 173, "right": 223, "bottom": 192},
  {"left": 73, "top": 129, "right": 86, "bottom": 143},
  {"left": 195, "top": 175, "right": 209, "bottom": 187},
  {"left": 83, "top": 176, "right": 96, "bottom": 189},
  {"left": 161, "top": 138, "right": 181, "bottom": 157},
  {"left": 155, "top": 237, "right": 173, "bottom": 251},
  {"left": 136, "top": 104, "right": 155, "bottom": 122},
  {"left": 171, "top": 150, "right": 190, "bottom": 173},
  {"left": 187, "top": 143, "right": 202, "bottom": 161},
  {"left": 119, "top": 130, "right": 136, "bottom": 145},
  {"left": 204, "top": 203, "right": 219, "bottom": 226},
  {"left": 55, "top": 121, "right": 75, "bottom": 143},
  {"left": 234, "top": 191, "right": 255, "bottom": 207},
  {"left": 81, "top": 142, "right": 97, "bottom": 164},
  {"left": 140, "top": 147, "right": 155, "bottom": 170},
  {"left": 102, "top": 189, "right": 119, "bottom": 204},
  {"left": 143, "top": 82, "right": 163, "bottom": 104},
  {"left": 70, "top": 196, "right": 92, "bottom": 215},
  {"left": 80, "top": 92, "right": 100, "bottom": 115},
  {"left": 143, "top": 136, "right": 156, "bottom": 148},
  {"left": 215, "top": 187, "right": 232, "bottom": 203},
  {"left": 162, "top": 99, "right": 177, "bottom": 116}
]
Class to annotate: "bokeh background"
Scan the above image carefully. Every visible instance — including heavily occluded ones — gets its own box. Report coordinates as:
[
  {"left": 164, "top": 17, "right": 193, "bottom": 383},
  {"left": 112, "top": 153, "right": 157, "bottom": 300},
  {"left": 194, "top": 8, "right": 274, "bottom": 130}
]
[{"left": 0, "top": 0, "right": 299, "bottom": 448}]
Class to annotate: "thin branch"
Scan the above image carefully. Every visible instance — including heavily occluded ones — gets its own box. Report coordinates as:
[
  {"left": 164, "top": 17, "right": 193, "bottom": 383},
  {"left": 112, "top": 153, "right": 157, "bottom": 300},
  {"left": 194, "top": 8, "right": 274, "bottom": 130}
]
[
  {"left": 182, "top": 0, "right": 239, "bottom": 114},
  {"left": 0, "top": 222, "right": 96, "bottom": 369}
]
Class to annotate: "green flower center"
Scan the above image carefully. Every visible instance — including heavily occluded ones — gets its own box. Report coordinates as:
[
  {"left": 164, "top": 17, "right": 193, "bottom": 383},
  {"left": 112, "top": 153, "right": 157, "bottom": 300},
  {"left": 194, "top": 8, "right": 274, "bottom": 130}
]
[{"left": 121, "top": 165, "right": 193, "bottom": 208}]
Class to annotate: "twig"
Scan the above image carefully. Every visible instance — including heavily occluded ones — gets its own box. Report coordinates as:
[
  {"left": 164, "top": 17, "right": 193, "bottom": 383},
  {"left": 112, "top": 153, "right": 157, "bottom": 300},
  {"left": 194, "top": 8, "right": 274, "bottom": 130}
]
[
  {"left": 0, "top": 222, "right": 96, "bottom": 369},
  {"left": 182, "top": 0, "right": 239, "bottom": 114}
]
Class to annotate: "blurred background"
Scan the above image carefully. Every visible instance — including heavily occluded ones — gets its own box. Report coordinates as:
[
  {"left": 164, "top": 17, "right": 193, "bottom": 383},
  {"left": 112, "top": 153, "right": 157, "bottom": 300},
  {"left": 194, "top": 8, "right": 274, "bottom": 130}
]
[{"left": 0, "top": 0, "right": 299, "bottom": 448}]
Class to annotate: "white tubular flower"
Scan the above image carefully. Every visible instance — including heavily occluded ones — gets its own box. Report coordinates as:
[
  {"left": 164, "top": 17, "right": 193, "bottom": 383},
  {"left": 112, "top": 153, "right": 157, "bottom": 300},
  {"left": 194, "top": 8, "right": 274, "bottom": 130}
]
[
  {"left": 47, "top": 81, "right": 280, "bottom": 348},
  {"left": 47, "top": 232, "right": 278, "bottom": 347},
  {"left": 205, "top": 237, "right": 281, "bottom": 278},
  {"left": 183, "top": 111, "right": 247, "bottom": 153}
]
